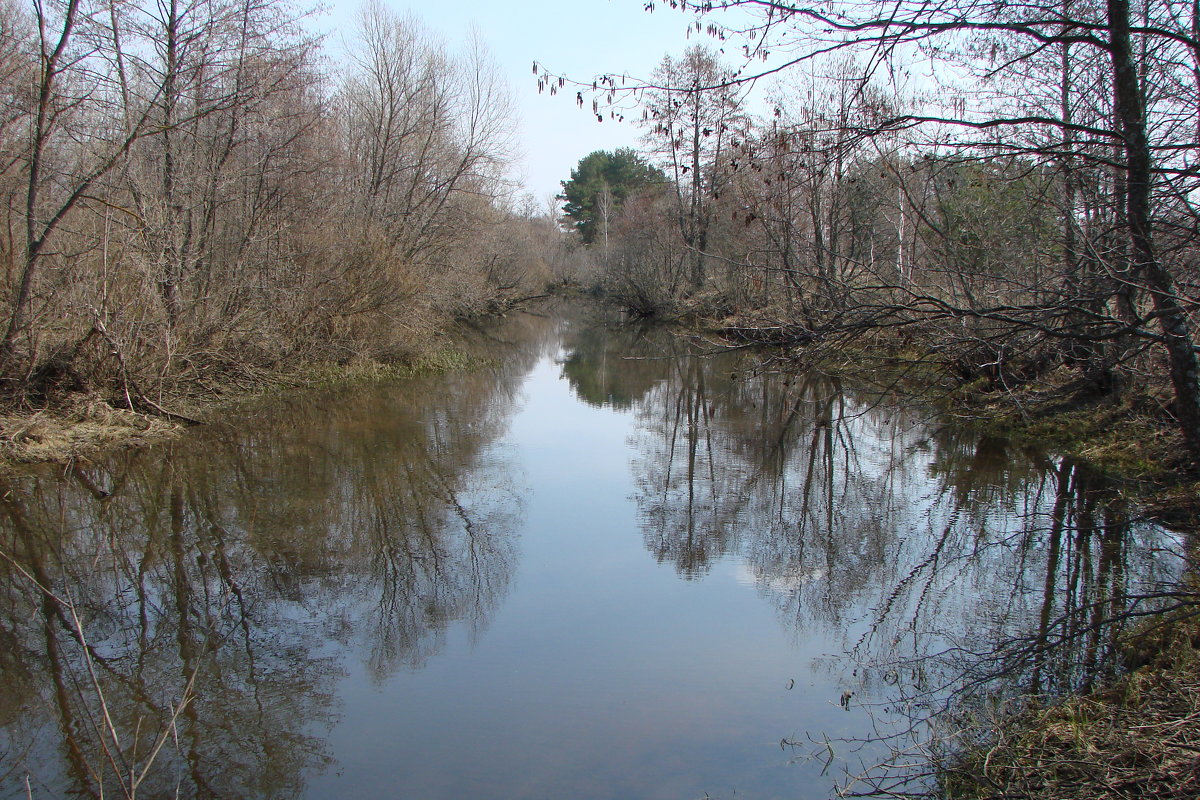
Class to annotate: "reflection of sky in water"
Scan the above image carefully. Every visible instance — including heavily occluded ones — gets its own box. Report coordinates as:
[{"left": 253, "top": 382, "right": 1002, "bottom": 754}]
[
  {"left": 313, "top": 347, "right": 862, "bottom": 800},
  {"left": 0, "top": 305, "right": 1182, "bottom": 800}
]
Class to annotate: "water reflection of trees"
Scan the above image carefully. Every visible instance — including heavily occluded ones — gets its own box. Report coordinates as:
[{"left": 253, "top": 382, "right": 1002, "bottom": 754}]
[
  {"left": 905, "top": 457, "right": 1177, "bottom": 697},
  {"left": 604, "top": 332, "right": 1183, "bottom": 767},
  {"left": 0, "top": 312, "right": 552, "bottom": 799},
  {"left": 616, "top": 337, "right": 927, "bottom": 608},
  {"left": 559, "top": 312, "right": 667, "bottom": 411}
]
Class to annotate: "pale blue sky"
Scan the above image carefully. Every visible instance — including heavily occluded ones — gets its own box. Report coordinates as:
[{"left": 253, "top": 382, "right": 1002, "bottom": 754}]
[{"left": 313, "top": 0, "right": 720, "bottom": 206}]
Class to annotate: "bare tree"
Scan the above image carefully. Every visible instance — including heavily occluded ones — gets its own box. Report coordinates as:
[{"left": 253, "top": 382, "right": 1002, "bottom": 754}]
[
  {"left": 338, "top": 5, "right": 513, "bottom": 269},
  {"left": 0, "top": 0, "right": 547, "bottom": 414},
  {"left": 110, "top": 0, "right": 318, "bottom": 331},
  {"left": 555, "top": 0, "right": 1200, "bottom": 466},
  {"left": 642, "top": 45, "right": 747, "bottom": 292},
  {"left": 0, "top": 0, "right": 162, "bottom": 371}
]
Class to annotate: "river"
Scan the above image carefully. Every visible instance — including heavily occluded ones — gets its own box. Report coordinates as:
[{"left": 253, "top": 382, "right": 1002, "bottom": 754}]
[{"left": 0, "top": 302, "right": 1185, "bottom": 799}]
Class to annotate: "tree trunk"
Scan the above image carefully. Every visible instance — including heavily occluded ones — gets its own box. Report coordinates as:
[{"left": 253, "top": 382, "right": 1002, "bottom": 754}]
[
  {"left": 1, "top": 0, "right": 81, "bottom": 365},
  {"left": 1108, "top": 0, "right": 1200, "bottom": 468}
]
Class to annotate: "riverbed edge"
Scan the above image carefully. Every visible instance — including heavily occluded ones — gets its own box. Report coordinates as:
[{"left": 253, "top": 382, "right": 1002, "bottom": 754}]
[
  {"left": 689, "top": 316, "right": 1200, "bottom": 800},
  {"left": 934, "top": 617, "right": 1200, "bottom": 800},
  {"left": 0, "top": 344, "right": 488, "bottom": 469}
]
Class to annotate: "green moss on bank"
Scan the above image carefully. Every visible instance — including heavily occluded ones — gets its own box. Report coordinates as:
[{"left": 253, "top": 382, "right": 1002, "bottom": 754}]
[
  {"left": 962, "top": 388, "right": 1185, "bottom": 482},
  {"left": 294, "top": 347, "right": 484, "bottom": 388}
]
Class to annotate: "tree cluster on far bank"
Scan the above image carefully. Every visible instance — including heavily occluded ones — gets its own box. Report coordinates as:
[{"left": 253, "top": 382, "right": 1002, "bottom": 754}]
[
  {"left": 559, "top": 147, "right": 665, "bottom": 246},
  {"left": 0, "top": 0, "right": 578, "bottom": 415},
  {"left": 556, "top": 11, "right": 1200, "bottom": 468}
]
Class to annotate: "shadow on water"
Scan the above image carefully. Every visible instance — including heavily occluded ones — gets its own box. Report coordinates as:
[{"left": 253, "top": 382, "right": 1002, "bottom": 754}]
[{"left": 0, "top": 300, "right": 1192, "bottom": 799}]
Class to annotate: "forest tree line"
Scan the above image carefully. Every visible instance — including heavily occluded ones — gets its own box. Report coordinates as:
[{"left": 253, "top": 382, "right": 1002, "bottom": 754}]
[
  {"left": 0, "top": 0, "right": 579, "bottom": 414},
  {"left": 556, "top": 0, "right": 1200, "bottom": 466}
]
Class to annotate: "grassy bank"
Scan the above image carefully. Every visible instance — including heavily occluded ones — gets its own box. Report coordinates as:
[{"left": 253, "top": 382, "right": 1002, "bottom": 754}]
[
  {"left": 939, "top": 616, "right": 1200, "bottom": 800},
  {"left": 0, "top": 344, "right": 487, "bottom": 468},
  {"left": 0, "top": 397, "right": 184, "bottom": 465},
  {"left": 0, "top": 291, "right": 557, "bottom": 466}
]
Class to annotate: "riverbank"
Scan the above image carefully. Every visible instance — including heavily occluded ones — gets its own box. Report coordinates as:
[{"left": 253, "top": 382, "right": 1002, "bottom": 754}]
[
  {"left": 938, "top": 616, "right": 1200, "bottom": 800},
  {"left": 690, "top": 306, "right": 1199, "bottom": 511},
  {"left": 0, "top": 396, "right": 183, "bottom": 465},
  {"left": 0, "top": 292, "right": 562, "bottom": 469},
  {"left": 0, "top": 343, "right": 489, "bottom": 468},
  {"left": 683, "top": 310, "right": 1200, "bottom": 800}
]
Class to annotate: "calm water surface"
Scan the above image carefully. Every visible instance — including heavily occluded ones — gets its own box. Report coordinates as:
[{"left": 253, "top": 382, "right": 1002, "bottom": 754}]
[{"left": 0, "top": 304, "right": 1184, "bottom": 799}]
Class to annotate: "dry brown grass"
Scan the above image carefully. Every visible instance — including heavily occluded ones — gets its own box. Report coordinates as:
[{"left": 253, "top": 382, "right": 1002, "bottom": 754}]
[
  {"left": 0, "top": 340, "right": 488, "bottom": 467},
  {"left": 0, "top": 395, "right": 182, "bottom": 465},
  {"left": 943, "top": 622, "right": 1200, "bottom": 800}
]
